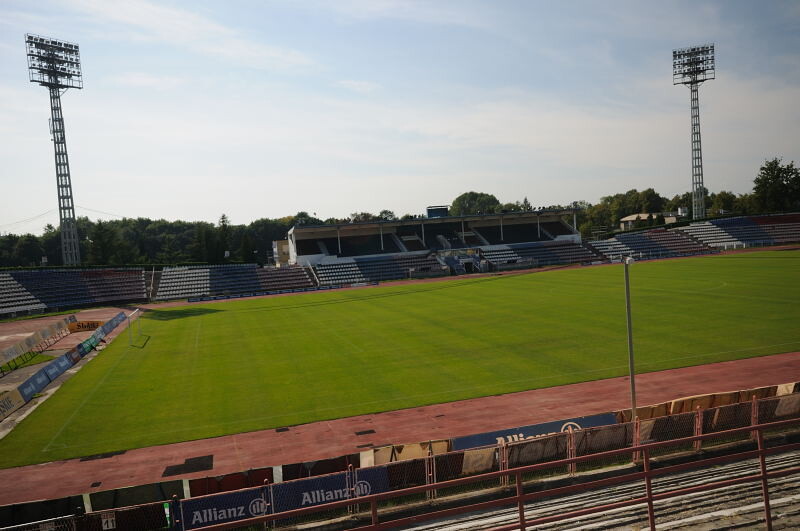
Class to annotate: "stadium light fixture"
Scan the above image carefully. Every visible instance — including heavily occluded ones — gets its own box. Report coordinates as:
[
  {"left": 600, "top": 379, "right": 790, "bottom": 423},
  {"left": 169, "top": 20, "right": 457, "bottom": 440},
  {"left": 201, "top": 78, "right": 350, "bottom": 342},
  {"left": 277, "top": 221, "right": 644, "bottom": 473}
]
[
  {"left": 673, "top": 44, "right": 715, "bottom": 220},
  {"left": 25, "top": 33, "right": 84, "bottom": 265},
  {"left": 624, "top": 256, "right": 637, "bottom": 419}
]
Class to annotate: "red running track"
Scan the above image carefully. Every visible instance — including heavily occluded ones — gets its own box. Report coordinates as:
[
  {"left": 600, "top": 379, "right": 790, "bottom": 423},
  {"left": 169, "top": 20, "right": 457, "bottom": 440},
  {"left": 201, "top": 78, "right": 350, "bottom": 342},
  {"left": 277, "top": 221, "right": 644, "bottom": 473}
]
[{"left": 0, "top": 350, "right": 799, "bottom": 505}]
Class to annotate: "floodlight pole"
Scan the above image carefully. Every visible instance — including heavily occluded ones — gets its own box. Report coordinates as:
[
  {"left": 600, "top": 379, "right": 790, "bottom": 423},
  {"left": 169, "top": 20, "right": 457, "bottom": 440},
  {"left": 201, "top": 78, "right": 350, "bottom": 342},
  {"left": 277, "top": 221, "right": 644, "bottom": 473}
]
[
  {"left": 624, "top": 257, "right": 637, "bottom": 420},
  {"left": 673, "top": 44, "right": 715, "bottom": 221},
  {"left": 689, "top": 83, "right": 705, "bottom": 221},
  {"left": 25, "top": 34, "right": 84, "bottom": 266},
  {"left": 48, "top": 87, "right": 82, "bottom": 266}
]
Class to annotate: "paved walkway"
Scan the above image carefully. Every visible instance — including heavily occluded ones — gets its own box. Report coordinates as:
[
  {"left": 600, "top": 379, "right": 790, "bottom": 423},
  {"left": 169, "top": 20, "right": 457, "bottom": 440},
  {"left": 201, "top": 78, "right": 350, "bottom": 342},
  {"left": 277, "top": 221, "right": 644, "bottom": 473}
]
[{"left": 0, "top": 350, "right": 798, "bottom": 505}]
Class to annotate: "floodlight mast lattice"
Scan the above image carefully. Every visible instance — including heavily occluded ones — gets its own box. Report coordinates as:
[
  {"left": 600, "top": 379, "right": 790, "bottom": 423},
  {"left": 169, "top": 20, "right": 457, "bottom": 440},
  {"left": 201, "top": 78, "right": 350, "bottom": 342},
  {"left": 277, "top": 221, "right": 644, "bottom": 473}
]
[
  {"left": 673, "top": 44, "right": 715, "bottom": 221},
  {"left": 25, "top": 33, "right": 83, "bottom": 265}
]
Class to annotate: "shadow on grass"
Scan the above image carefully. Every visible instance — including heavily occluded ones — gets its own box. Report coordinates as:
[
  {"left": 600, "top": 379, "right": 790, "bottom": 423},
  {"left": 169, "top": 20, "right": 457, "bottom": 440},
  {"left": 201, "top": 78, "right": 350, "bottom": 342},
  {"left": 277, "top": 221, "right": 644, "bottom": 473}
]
[
  {"left": 130, "top": 334, "right": 151, "bottom": 349},
  {"left": 145, "top": 307, "right": 224, "bottom": 321},
  {"left": 234, "top": 274, "right": 512, "bottom": 315}
]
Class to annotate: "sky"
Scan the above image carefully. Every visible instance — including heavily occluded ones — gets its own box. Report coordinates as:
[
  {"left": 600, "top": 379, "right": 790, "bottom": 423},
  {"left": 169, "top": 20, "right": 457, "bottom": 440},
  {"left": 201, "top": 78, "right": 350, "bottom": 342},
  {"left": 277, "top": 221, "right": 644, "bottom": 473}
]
[{"left": 1, "top": 0, "right": 799, "bottom": 234}]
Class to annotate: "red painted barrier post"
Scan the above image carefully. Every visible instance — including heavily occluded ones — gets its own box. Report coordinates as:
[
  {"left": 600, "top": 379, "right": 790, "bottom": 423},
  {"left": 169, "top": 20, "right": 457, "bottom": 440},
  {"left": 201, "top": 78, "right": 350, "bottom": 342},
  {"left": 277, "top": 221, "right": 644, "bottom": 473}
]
[
  {"left": 694, "top": 407, "right": 703, "bottom": 452},
  {"left": 642, "top": 448, "right": 656, "bottom": 531},
  {"left": 567, "top": 426, "right": 576, "bottom": 476},
  {"left": 756, "top": 429, "right": 773, "bottom": 530},
  {"left": 500, "top": 442, "right": 508, "bottom": 487},
  {"left": 515, "top": 470, "right": 526, "bottom": 530}
]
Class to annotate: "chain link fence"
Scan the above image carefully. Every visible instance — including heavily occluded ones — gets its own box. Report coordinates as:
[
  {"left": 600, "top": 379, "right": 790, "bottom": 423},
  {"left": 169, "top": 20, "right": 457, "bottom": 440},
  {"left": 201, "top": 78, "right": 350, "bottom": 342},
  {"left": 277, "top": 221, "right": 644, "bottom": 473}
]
[
  {"left": 84, "top": 502, "right": 173, "bottom": 531},
  {"left": 508, "top": 432, "right": 569, "bottom": 483},
  {"left": 575, "top": 422, "right": 635, "bottom": 473},
  {"left": 431, "top": 447, "right": 501, "bottom": 498},
  {"left": 1, "top": 516, "right": 76, "bottom": 531},
  {"left": 701, "top": 401, "right": 753, "bottom": 449},
  {"left": 373, "top": 458, "right": 428, "bottom": 515},
  {"left": 640, "top": 411, "right": 696, "bottom": 457}
]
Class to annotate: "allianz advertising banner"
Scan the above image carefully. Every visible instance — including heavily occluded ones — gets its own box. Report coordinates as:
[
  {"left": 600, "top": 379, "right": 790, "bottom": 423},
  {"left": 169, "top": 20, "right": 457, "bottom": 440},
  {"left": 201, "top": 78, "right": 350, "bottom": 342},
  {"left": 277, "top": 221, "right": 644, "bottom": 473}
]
[
  {"left": 452, "top": 412, "right": 618, "bottom": 450},
  {"left": 271, "top": 472, "right": 360, "bottom": 514},
  {"left": 354, "top": 466, "right": 390, "bottom": 496},
  {"left": 180, "top": 487, "right": 270, "bottom": 530}
]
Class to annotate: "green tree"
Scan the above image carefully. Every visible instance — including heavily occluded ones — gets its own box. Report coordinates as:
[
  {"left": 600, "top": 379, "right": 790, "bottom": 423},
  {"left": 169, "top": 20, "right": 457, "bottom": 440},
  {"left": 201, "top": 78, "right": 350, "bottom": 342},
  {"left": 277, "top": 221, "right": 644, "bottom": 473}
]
[
  {"left": 734, "top": 193, "right": 758, "bottom": 215},
  {"left": 638, "top": 188, "right": 666, "bottom": 214},
  {"left": 665, "top": 192, "right": 693, "bottom": 217},
  {"left": 155, "top": 234, "right": 182, "bottom": 264},
  {"left": 88, "top": 221, "right": 117, "bottom": 265},
  {"left": 292, "top": 212, "right": 323, "bottom": 226},
  {"left": 40, "top": 224, "right": 62, "bottom": 266},
  {"left": 378, "top": 209, "right": 396, "bottom": 221},
  {"left": 709, "top": 190, "right": 737, "bottom": 215},
  {"left": 112, "top": 237, "right": 142, "bottom": 264},
  {"left": 238, "top": 232, "right": 255, "bottom": 262},
  {"left": 218, "top": 214, "right": 231, "bottom": 261},
  {"left": 753, "top": 158, "right": 800, "bottom": 213},
  {"left": 450, "top": 191, "right": 501, "bottom": 215},
  {"left": 0, "top": 235, "right": 17, "bottom": 265},
  {"left": 75, "top": 216, "right": 93, "bottom": 261},
  {"left": 189, "top": 223, "right": 216, "bottom": 263},
  {"left": 349, "top": 212, "right": 379, "bottom": 222},
  {"left": 14, "top": 234, "right": 44, "bottom": 266},
  {"left": 500, "top": 202, "right": 522, "bottom": 212}
]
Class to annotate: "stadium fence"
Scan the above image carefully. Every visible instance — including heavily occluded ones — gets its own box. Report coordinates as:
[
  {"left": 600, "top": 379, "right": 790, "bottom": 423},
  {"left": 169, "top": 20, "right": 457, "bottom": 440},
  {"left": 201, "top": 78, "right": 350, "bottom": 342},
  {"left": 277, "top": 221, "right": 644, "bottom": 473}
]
[
  {"left": 4, "top": 388, "right": 797, "bottom": 530},
  {"left": 182, "top": 417, "right": 800, "bottom": 530}
]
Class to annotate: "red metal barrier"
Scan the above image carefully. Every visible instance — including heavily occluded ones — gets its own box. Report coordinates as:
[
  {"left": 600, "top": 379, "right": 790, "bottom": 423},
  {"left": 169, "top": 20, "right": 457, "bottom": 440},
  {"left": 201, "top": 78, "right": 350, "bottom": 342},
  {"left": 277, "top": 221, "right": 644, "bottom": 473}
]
[{"left": 196, "top": 417, "right": 800, "bottom": 530}]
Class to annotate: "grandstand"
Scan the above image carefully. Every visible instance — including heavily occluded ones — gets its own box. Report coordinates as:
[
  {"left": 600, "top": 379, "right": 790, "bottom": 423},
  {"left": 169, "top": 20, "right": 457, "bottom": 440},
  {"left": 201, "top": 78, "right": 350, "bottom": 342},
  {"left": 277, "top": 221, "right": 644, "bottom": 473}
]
[
  {"left": 3, "top": 210, "right": 593, "bottom": 313},
  {"left": 587, "top": 213, "right": 800, "bottom": 260},
  {"left": 154, "top": 264, "right": 314, "bottom": 300},
  {"left": 2, "top": 213, "right": 798, "bottom": 316},
  {"left": 0, "top": 273, "right": 47, "bottom": 316},
  {"left": 675, "top": 214, "right": 800, "bottom": 249},
  {"left": 0, "top": 269, "right": 145, "bottom": 317},
  {"left": 588, "top": 228, "right": 713, "bottom": 261},
  {"left": 290, "top": 209, "right": 599, "bottom": 281},
  {"left": 313, "top": 253, "right": 445, "bottom": 285},
  {"left": 481, "top": 240, "right": 602, "bottom": 268}
]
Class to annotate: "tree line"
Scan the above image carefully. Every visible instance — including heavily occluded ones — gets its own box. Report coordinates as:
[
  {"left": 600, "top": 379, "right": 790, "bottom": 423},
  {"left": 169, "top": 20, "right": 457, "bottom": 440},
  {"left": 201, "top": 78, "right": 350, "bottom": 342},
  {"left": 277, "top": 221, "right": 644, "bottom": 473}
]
[
  {"left": 1, "top": 158, "right": 797, "bottom": 268},
  {"left": 450, "top": 158, "right": 799, "bottom": 237}
]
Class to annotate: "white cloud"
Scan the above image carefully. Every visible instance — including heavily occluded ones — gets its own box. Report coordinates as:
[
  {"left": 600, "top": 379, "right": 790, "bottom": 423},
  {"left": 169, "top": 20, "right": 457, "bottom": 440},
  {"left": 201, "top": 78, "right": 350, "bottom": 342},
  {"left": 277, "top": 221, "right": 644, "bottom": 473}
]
[
  {"left": 2, "top": 1, "right": 799, "bottom": 227},
  {"left": 107, "top": 72, "right": 183, "bottom": 90},
  {"left": 335, "top": 80, "right": 380, "bottom": 93},
  {"left": 302, "top": 0, "right": 493, "bottom": 29},
  {"left": 65, "top": 0, "right": 312, "bottom": 69}
]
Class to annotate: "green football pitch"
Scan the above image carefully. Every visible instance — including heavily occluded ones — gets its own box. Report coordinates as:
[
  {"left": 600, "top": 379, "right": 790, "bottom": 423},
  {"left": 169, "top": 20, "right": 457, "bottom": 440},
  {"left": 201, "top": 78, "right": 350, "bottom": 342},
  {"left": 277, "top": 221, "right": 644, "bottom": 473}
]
[{"left": 1, "top": 250, "right": 799, "bottom": 468}]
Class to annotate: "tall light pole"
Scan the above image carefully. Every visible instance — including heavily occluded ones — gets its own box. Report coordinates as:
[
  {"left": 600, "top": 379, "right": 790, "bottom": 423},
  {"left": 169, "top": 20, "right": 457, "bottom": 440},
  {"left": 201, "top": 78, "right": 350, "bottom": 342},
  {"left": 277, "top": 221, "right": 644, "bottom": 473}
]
[
  {"left": 25, "top": 34, "right": 84, "bottom": 265},
  {"left": 673, "top": 44, "right": 715, "bottom": 220},
  {"left": 624, "top": 257, "right": 637, "bottom": 420}
]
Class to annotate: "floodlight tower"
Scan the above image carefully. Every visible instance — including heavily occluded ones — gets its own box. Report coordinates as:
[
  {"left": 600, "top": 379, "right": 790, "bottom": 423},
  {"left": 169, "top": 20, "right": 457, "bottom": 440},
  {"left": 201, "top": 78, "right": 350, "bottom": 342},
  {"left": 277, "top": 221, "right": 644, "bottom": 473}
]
[
  {"left": 25, "top": 34, "right": 84, "bottom": 265},
  {"left": 673, "top": 44, "right": 715, "bottom": 220}
]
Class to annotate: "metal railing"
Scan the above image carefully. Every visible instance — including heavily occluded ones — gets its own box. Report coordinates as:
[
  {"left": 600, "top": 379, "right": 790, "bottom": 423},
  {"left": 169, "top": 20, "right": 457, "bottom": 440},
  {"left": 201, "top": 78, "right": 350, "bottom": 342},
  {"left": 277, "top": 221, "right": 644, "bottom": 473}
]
[{"left": 197, "top": 417, "right": 800, "bottom": 531}]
